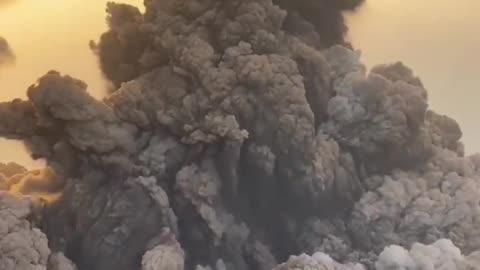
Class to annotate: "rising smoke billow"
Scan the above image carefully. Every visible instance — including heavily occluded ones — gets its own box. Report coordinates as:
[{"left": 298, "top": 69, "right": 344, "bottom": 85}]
[
  {"left": 94, "top": 0, "right": 364, "bottom": 88},
  {"left": 0, "top": 0, "right": 479, "bottom": 270}
]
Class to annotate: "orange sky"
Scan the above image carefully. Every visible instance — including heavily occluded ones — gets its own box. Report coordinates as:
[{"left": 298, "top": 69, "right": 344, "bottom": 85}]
[
  {"left": 0, "top": 0, "right": 142, "bottom": 168},
  {"left": 346, "top": 0, "right": 480, "bottom": 154},
  {"left": 0, "top": 0, "right": 478, "bottom": 168},
  {"left": 0, "top": 0, "right": 143, "bottom": 100}
]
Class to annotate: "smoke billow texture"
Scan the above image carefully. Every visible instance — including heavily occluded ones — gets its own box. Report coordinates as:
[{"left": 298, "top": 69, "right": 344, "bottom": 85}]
[
  {"left": 1, "top": 0, "right": 479, "bottom": 270},
  {"left": 95, "top": 0, "right": 364, "bottom": 88}
]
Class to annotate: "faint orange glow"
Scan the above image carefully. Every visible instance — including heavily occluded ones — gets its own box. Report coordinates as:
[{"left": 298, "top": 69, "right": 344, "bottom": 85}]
[{"left": 6, "top": 167, "right": 63, "bottom": 203}]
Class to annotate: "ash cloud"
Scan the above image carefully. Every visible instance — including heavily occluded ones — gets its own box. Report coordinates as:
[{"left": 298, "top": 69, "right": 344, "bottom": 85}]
[
  {"left": 0, "top": 191, "right": 76, "bottom": 270},
  {"left": 0, "top": 0, "right": 478, "bottom": 270},
  {"left": 275, "top": 239, "right": 480, "bottom": 270},
  {"left": 93, "top": 0, "right": 364, "bottom": 88}
]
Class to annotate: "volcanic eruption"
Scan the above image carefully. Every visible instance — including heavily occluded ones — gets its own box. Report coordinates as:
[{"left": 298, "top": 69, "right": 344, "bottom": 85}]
[{"left": 1, "top": 0, "right": 479, "bottom": 270}]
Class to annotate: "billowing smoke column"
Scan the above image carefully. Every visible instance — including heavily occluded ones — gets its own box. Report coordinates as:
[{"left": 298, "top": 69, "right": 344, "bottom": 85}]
[
  {"left": 0, "top": 36, "right": 15, "bottom": 65},
  {"left": 94, "top": 0, "right": 364, "bottom": 88},
  {"left": 0, "top": 0, "right": 479, "bottom": 270}
]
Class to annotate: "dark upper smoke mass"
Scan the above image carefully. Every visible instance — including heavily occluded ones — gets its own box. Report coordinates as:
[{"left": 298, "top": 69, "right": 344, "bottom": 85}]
[
  {"left": 274, "top": 0, "right": 364, "bottom": 47},
  {"left": 1, "top": 0, "right": 479, "bottom": 270},
  {"left": 94, "top": 0, "right": 364, "bottom": 88}
]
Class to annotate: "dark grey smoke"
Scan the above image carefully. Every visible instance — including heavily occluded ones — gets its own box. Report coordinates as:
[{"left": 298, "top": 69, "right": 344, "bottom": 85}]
[
  {"left": 1, "top": 0, "right": 479, "bottom": 270},
  {"left": 0, "top": 36, "right": 15, "bottom": 65},
  {"left": 274, "top": 0, "right": 364, "bottom": 47},
  {"left": 91, "top": 2, "right": 147, "bottom": 88},
  {"left": 94, "top": 0, "right": 364, "bottom": 88}
]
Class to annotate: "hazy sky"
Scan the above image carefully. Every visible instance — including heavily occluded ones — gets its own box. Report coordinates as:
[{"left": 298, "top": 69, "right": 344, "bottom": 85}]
[
  {"left": 346, "top": 0, "right": 480, "bottom": 154},
  {"left": 0, "top": 0, "right": 478, "bottom": 168},
  {"left": 0, "top": 0, "right": 142, "bottom": 168}
]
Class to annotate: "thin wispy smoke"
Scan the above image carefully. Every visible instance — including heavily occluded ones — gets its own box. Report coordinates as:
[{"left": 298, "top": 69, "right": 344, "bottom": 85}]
[
  {"left": 0, "top": 1, "right": 479, "bottom": 270},
  {"left": 0, "top": 36, "right": 15, "bottom": 65}
]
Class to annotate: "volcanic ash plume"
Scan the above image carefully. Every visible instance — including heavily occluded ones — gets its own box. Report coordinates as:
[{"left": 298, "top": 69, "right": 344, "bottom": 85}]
[
  {"left": 0, "top": 0, "right": 479, "bottom": 270},
  {"left": 94, "top": 0, "right": 365, "bottom": 88},
  {"left": 0, "top": 191, "right": 77, "bottom": 270},
  {"left": 0, "top": 36, "right": 15, "bottom": 65}
]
